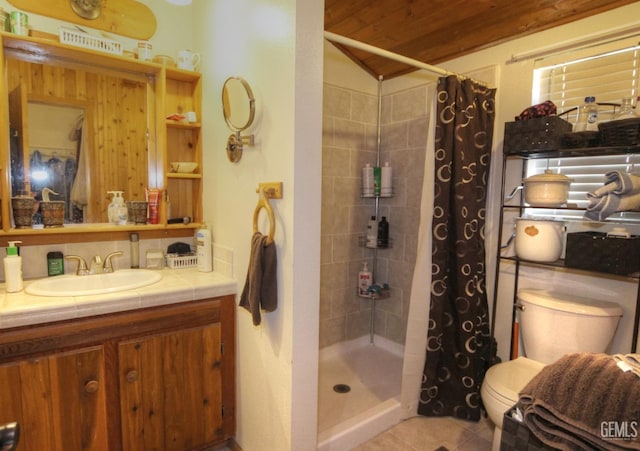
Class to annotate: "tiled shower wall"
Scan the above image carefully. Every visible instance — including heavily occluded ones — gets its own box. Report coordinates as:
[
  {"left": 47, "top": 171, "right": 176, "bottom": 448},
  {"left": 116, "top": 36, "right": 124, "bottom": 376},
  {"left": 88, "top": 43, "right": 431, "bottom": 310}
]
[{"left": 320, "top": 81, "right": 434, "bottom": 348}]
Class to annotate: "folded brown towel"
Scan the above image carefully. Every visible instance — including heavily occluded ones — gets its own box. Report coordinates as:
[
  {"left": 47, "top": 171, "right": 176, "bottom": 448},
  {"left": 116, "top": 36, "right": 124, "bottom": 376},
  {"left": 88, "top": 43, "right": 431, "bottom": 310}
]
[
  {"left": 239, "top": 232, "right": 277, "bottom": 325},
  {"left": 519, "top": 352, "right": 640, "bottom": 450},
  {"left": 613, "top": 354, "right": 640, "bottom": 378}
]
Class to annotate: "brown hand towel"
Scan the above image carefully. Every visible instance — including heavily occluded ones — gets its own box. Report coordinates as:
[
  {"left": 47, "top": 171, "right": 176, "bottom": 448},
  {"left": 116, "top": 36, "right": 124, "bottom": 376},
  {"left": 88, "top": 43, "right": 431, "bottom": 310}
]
[
  {"left": 239, "top": 232, "right": 277, "bottom": 325},
  {"left": 518, "top": 352, "right": 640, "bottom": 450}
]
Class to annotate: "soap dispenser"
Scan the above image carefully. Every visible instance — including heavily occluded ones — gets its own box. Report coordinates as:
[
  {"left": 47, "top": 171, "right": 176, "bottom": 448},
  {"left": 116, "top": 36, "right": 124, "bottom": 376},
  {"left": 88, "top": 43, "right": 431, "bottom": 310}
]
[
  {"left": 107, "top": 191, "right": 128, "bottom": 225},
  {"left": 4, "top": 241, "right": 23, "bottom": 293}
]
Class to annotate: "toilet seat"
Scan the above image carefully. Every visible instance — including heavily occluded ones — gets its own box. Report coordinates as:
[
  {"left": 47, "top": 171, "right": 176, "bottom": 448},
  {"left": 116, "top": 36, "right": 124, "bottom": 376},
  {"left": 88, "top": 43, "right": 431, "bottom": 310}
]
[{"left": 483, "top": 357, "right": 546, "bottom": 404}]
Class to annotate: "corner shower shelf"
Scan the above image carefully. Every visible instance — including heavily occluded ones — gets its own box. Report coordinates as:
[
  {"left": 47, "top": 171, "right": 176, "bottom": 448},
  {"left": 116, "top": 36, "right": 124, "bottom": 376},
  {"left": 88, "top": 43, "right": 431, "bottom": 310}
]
[
  {"left": 358, "top": 235, "right": 393, "bottom": 249},
  {"left": 357, "top": 287, "right": 391, "bottom": 300}
]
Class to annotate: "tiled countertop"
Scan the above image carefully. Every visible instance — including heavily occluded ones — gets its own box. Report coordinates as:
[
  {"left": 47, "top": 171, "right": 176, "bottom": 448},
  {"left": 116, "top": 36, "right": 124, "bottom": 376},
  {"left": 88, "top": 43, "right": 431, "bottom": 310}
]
[{"left": 0, "top": 268, "right": 237, "bottom": 329}]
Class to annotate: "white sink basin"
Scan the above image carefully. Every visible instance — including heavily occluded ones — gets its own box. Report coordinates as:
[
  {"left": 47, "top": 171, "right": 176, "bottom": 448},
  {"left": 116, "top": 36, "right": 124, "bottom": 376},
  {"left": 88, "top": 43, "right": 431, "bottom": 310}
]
[{"left": 26, "top": 269, "right": 162, "bottom": 297}]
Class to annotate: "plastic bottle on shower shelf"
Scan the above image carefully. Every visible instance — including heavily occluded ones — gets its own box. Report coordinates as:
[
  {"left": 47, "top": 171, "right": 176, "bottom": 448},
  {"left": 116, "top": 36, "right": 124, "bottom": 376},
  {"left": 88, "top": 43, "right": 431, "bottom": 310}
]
[
  {"left": 377, "top": 217, "right": 389, "bottom": 248},
  {"left": 373, "top": 166, "right": 382, "bottom": 196},
  {"left": 362, "top": 163, "right": 374, "bottom": 197},
  {"left": 366, "top": 215, "right": 377, "bottom": 248},
  {"left": 574, "top": 96, "right": 598, "bottom": 131},
  {"left": 358, "top": 262, "right": 372, "bottom": 297},
  {"left": 381, "top": 162, "right": 392, "bottom": 196}
]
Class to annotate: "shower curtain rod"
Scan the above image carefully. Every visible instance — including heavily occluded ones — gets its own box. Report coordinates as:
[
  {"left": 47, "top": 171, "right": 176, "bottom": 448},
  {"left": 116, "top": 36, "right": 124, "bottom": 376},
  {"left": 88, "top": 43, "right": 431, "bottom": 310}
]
[{"left": 324, "top": 31, "right": 454, "bottom": 77}]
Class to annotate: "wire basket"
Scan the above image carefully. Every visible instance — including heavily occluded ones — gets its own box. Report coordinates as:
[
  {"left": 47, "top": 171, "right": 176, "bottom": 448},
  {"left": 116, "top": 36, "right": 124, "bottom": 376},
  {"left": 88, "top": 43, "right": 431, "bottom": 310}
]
[
  {"left": 166, "top": 253, "right": 198, "bottom": 269},
  {"left": 58, "top": 27, "right": 123, "bottom": 56},
  {"left": 598, "top": 117, "right": 640, "bottom": 146}
]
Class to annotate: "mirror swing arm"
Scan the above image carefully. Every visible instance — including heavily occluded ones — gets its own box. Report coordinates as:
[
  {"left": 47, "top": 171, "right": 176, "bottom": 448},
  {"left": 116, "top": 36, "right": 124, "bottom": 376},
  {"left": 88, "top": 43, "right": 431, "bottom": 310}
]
[
  {"left": 222, "top": 76, "right": 256, "bottom": 163},
  {"left": 226, "top": 130, "right": 255, "bottom": 163}
]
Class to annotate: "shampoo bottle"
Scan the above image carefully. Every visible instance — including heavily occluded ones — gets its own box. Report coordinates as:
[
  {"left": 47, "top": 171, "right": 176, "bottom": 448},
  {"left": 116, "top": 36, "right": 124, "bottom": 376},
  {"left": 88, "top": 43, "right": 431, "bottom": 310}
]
[
  {"left": 366, "top": 215, "right": 377, "bottom": 248},
  {"left": 381, "top": 162, "right": 393, "bottom": 196},
  {"left": 107, "top": 191, "right": 128, "bottom": 225},
  {"left": 362, "top": 164, "right": 374, "bottom": 196},
  {"left": 4, "top": 241, "right": 23, "bottom": 293},
  {"left": 377, "top": 216, "right": 389, "bottom": 248},
  {"left": 358, "top": 262, "right": 372, "bottom": 297},
  {"left": 196, "top": 225, "right": 213, "bottom": 272}
]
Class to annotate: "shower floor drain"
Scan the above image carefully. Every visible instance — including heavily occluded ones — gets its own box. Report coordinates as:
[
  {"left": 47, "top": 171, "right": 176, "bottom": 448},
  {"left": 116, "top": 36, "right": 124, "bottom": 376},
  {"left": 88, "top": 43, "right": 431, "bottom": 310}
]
[{"left": 333, "top": 383, "right": 351, "bottom": 394}]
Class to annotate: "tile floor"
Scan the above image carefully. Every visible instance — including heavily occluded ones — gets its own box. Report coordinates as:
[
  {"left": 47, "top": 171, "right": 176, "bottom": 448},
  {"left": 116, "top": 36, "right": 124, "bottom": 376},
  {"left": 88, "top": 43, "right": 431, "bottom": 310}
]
[{"left": 353, "top": 414, "right": 494, "bottom": 450}]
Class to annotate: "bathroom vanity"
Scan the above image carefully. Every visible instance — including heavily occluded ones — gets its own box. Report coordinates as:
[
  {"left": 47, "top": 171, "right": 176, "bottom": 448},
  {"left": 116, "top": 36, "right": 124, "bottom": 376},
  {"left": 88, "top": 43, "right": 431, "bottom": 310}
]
[{"left": 0, "top": 269, "right": 236, "bottom": 451}]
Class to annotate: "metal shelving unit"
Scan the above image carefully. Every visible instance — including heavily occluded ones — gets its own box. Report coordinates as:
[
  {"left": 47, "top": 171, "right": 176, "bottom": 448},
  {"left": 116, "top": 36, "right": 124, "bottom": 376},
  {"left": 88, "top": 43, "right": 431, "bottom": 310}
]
[{"left": 492, "top": 142, "right": 640, "bottom": 357}]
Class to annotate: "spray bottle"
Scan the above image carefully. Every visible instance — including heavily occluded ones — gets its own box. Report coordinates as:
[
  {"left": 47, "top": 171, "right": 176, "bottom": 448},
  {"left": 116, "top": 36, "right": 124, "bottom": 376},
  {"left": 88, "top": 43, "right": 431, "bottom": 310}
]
[{"left": 4, "top": 241, "right": 23, "bottom": 293}]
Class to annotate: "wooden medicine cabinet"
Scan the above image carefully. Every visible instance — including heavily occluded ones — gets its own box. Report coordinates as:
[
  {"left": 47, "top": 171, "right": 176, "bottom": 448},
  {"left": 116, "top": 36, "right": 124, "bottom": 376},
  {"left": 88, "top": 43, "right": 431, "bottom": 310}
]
[{"left": 0, "top": 32, "right": 203, "bottom": 243}]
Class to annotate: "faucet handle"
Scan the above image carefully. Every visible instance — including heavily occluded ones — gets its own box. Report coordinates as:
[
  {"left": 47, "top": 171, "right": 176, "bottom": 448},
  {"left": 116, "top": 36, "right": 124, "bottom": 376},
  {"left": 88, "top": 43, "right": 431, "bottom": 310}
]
[
  {"left": 65, "top": 255, "right": 89, "bottom": 275},
  {"left": 103, "top": 251, "right": 124, "bottom": 273}
]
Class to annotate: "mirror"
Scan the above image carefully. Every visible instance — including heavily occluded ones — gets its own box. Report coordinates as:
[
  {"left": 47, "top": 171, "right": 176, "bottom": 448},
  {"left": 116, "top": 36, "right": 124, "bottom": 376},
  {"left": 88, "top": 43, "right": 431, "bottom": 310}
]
[
  {"left": 6, "top": 53, "right": 152, "bottom": 226},
  {"left": 222, "top": 76, "right": 255, "bottom": 162}
]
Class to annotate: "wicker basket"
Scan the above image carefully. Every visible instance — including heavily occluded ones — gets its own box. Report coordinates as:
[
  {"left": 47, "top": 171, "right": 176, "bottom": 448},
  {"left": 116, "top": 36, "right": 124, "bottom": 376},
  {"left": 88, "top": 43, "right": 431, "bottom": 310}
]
[
  {"left": 166, "top": 254, "right": 198, "bottom": 269},
  {"left": 59, "top": 27, "right": 123, "bottom": 56},
  {"left": 565, "top": 232, "right": 640, "bottom": 276},
  {"left": 501, "top": 407, "right": 546, "bottom": 451},
  {"left": 504, "top": 116, "right": 572, "bottom": 154},
  {"left": 561, "top": 131, "right": 600, "bottom": 148},
  {"left": 598, "top": 117, "right": 640, "bottom": 146}
]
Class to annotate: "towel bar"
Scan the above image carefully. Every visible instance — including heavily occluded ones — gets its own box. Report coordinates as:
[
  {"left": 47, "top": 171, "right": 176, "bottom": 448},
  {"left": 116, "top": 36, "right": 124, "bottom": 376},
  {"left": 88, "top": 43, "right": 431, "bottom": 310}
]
[{"left": 253, "top": 182, "right": 282, "bottom": 245}]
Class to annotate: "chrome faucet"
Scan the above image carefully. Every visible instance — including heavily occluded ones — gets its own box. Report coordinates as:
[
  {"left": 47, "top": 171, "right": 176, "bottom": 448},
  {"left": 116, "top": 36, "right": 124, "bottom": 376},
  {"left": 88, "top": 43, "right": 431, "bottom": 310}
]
[{"left": 65, "top": 251, "right": 124, "bottom": 275}]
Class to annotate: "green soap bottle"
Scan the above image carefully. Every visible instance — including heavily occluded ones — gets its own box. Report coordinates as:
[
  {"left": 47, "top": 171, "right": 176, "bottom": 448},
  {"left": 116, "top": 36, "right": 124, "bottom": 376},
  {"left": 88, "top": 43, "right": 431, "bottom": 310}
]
[{"left": 47, "top": 251, "right": 64, "bottom": 276}]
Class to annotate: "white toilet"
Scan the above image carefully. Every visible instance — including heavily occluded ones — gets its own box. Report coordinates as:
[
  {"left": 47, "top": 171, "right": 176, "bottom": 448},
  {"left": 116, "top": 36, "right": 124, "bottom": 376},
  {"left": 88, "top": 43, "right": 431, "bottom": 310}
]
[{"left": 481, "top": 288, "right": 623, "bottom": 451}]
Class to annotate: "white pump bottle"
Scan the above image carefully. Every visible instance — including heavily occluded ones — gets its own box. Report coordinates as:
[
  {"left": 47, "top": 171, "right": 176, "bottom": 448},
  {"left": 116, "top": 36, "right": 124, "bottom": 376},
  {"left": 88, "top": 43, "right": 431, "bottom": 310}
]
[{"left": 4, "top": 240, "right": 23, "bottom": 293}]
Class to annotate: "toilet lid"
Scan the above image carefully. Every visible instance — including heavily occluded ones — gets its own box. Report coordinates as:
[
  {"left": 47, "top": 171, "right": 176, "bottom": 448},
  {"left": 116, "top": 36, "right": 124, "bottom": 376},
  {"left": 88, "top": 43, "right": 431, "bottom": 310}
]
[{"left": 484, "top": 357, "right": 545, "bottom": 403}]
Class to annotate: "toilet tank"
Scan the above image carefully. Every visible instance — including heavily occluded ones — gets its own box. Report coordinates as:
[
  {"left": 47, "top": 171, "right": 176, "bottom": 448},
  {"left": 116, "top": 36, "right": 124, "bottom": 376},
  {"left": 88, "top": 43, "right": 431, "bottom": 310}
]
[{"left": 518, "top": 289, "right": 623, "bottom": 364}]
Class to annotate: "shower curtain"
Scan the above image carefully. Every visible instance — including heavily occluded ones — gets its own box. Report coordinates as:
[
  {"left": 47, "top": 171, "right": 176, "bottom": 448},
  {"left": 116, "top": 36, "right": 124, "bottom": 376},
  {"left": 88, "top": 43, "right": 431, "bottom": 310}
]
[{"left": 416, "top": 75, "right": 496, "bottom": 421}]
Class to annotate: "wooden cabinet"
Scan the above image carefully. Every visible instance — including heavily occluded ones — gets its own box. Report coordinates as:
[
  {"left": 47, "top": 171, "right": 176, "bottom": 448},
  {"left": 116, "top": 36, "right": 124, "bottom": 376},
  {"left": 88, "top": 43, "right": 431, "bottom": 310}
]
[
  {"left": 119, "top": 324, "right": 223, "bottom": 450},
  {"left": 0, "top": 296, "right": 235, "bottom": 451},
  {"left": 0, "top": 346, "right": 108, "bottom": 450},
  {"left": 0, "top": 32, "right": 204, "bottom": 241}
]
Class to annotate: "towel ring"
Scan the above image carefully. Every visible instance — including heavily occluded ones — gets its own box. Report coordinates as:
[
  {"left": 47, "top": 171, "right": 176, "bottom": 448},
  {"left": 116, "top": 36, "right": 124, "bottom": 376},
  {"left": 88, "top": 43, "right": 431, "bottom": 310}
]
[{"left": 253, "top": 192, "right": 276, "bottom": 245}]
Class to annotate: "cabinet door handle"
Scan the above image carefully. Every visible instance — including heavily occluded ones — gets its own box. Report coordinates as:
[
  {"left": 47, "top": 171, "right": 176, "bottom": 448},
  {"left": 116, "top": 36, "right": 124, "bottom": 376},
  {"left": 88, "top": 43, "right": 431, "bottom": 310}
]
[
  {"left": 125, "top": 370, "right": 138, "bottom": 383},
  {"left": 84, "top": 380, "right": 99, "bottom": 393}
]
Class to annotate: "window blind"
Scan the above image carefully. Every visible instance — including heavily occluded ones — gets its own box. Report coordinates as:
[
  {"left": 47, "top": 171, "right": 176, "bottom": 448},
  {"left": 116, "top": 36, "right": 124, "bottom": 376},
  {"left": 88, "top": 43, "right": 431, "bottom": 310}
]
[{"left": 527, "top": 44, "right": 640, "bottom": 221}]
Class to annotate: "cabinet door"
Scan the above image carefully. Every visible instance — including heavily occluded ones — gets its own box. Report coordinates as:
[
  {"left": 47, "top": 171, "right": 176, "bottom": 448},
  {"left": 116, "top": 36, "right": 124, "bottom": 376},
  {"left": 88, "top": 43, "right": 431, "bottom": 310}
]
[
  {"left": 0, "top": 346, "right": 108, "bottom": 451},
  {"left": 119, "top": 323, "right": 223, "bottom": 451}
]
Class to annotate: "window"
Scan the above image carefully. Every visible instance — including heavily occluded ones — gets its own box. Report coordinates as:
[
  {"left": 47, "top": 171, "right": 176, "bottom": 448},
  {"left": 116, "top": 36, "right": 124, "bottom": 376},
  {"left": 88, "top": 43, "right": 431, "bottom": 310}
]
[{"left": 527, "top": 42, "right": 640, "bottom": 222}]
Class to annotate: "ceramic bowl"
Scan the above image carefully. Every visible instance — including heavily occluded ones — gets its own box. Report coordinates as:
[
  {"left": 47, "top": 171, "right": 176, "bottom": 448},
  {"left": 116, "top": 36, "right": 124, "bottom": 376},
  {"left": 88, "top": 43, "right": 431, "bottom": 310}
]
[{"left": 170, "top": 162, "right": 198, "bottom": 173}]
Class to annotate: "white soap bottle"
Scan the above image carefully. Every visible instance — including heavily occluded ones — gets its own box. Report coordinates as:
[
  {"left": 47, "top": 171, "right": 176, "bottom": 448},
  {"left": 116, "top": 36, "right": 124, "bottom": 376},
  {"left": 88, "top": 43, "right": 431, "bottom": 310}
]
[
  {"left": 358, "top": 262, "right": 372, "bottom": 297},
  {"left": 362, "top": 163, "right": 374, "bottom": 196},
  {"left": 366, "top": 215, "right": 377, "bottom": 248},
  {"left": 4, "top": 240, "right": 23, "bottom": 293},
  {"left": 196, "top": 225, "right": 213, "bottom": 272},
  {"left": 381, "top": 162, "right": 393, "bottom": 196},
  {"left": 107, "top": 191, "right": 128, "bottom": 225}
]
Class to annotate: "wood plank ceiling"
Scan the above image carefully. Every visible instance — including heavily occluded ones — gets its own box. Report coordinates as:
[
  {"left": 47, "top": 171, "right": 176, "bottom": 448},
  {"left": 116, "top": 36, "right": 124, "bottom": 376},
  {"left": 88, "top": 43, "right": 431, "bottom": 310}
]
[{"left": 324, "top": 0, "right": 640, "bottom": 79}]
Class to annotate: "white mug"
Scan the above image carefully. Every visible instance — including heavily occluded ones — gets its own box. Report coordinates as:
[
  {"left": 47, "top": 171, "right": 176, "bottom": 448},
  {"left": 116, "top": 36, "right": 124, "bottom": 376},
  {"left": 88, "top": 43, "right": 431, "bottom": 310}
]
[
  {"left": 137, "top": 41, "right": 152, "bottom": 61},
  {"left": 177, "top": 49, "right": 201, "bottom": 71}
]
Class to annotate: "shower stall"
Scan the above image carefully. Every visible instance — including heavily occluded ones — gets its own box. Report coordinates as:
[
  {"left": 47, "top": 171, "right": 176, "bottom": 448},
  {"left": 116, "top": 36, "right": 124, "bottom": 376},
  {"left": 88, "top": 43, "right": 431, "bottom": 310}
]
[
  {"left": 318, "top": 32, "right": 499, "bottom": 449},
  {"left": 318, "top": 39, "right": 437, "bottom": 449}
]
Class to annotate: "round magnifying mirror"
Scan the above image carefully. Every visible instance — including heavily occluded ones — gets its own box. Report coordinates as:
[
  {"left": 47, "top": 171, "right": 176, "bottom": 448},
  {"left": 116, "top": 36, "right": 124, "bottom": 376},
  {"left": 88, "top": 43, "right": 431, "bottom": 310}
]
[{"left": 222, "top": 77, "right": 255, "bottom": 132}]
